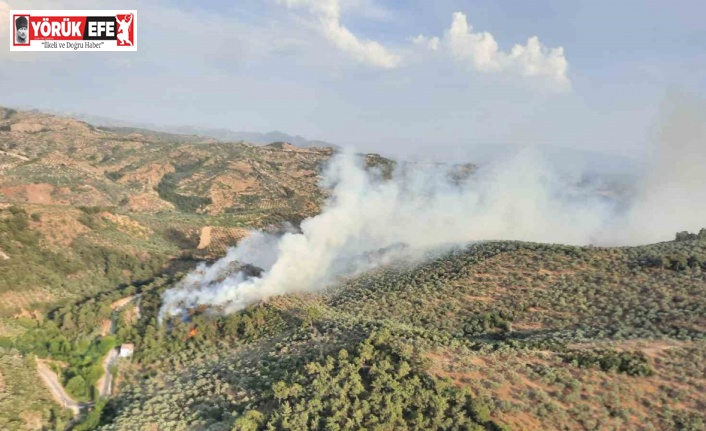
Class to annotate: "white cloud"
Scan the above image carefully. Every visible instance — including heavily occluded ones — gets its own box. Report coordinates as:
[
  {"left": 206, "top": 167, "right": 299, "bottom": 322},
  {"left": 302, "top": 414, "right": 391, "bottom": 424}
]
[
  {"left": 280, "top": 0, "right": 401, "bottom": 69},
  {"left": 275, "top": 4, "right": 570, "bottom": 88},
  {"left": 445, "top": 12, "right": 570, "bottom": 90},
  {"left": 409, "top": 34, "right": 440, "bottom": 51},
  {"left": 410, "top": 12, "right": 571, "bottom": 90},
  {"left": 446, "top": 12, "right": 503, "bottom": 72},
  {"left": 508, "top": 36, "right": 569, "bottom": 88}
]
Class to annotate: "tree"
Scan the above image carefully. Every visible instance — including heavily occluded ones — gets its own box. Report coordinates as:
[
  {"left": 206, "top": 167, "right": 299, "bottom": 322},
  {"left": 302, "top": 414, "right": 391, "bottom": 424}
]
[
  {"left": 232, "top": 410, "right": 265, "bottom": 431},
  {"left": 65, "top": 375, "right": 88, "bottom": 399},
  {"left": 273, "top": 381, "right": 289, "bottom": 405}
]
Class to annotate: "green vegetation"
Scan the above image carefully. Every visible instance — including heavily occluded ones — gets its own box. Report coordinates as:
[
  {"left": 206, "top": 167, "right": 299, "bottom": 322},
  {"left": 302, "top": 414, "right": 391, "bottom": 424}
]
[
  {"left": 0, "top": 206, "right": 169, "bottom": 317},
  {"left": 15, "top": 326, "right": 117, "bottom": 400},
  {"left": 47, "top": 230, "right": 702, "bottom": 431},
  {"left": 0, "top": 348, "right": 74, "bottom": 430},
  {"left": 0, "top": 207, "right": 84, "bottom": 299},
  {"left": 246, "top": 331, "right": 499, "bottom": 431},
  {"left": 1, "top": 107, "right": 705, "bottom": 430},
  {"left": 156, "top": 172, "right": 213, "bottom": 213},
  {"left": 3, "top": 199, "right": 706, "bottom": 430},
  {"left": 560, "top": 349, "right": 653, "bottom": 376}
]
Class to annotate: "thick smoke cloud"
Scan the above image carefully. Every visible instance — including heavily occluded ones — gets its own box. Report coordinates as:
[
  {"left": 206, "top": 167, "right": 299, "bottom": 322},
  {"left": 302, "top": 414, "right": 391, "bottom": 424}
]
[
  {"left": 159, "top": 94, "right": 706, "bottom": 321},
  {"left": 159, "top": 148, "right": 614, "bottom": 321}
]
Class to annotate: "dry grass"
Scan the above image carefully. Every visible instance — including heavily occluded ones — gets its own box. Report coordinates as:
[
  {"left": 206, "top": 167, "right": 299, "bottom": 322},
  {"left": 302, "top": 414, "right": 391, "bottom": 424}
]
[
  {"left": 27, "top": 206, "right": 89, "bottom": 248},
  {"left": 426, "top": 342, "right": 706, "bottom": 431},
  {"left": 100, "top": 212, "right": 152, "bottom": 240},
  {"left": 125, "top": 192, "right": 175, "bottom": 212}
]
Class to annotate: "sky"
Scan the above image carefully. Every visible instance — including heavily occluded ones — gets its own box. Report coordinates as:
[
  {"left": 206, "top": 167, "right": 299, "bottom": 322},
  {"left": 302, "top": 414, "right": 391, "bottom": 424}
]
[{"left": 1, "top": 0, "right": 705, "bottom": 159}]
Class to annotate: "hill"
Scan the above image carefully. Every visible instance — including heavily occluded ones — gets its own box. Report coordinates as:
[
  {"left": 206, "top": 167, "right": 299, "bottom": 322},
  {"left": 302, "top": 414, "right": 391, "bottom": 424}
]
[
  {"left": 0, "top": 106, "right": 332, "bottom": 220},
  {"left": 0, "top": 106, "right": 704, "bottom": 431},
  {"left": 0, "top": 106, "right": 392, "bottom": 430},
  {"left": 5, "top": 231, "right": 706, "bottom": 430},
  {"left": 0, "top": 105, "right": 342, "bottom": 323},
  {"left": 39, "top": 109, "right": 337, "bottom": 149}
]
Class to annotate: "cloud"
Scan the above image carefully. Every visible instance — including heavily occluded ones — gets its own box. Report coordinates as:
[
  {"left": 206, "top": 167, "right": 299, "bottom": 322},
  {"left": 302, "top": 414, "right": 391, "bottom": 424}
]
[
  {"left": 409, "top": 34, "right": 440, "bottom": 51},
  {"left": 339, "top": 0, "right": 392, "bottom": 21},
  {"left": 279, "top": 0, "right": 401, "bottom": 69},
  {"left": 414, "top": 12, "right": 571, "bottom": 91},
  {"left": 277, "top": 3, "right": 569, "bottom": 86}
]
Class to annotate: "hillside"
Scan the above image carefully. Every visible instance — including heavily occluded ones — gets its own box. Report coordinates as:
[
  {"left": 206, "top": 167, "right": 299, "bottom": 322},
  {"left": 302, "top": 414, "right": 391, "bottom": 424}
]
[
  {"left": 0, "top": 106, "right": 331, "bottom": 219},
  {"left": 0, "top": 106, "right": 341, "bottom": 324},
  {"left": 0, "top": 106, "right": 389, "bottom": 430},
  {"left": 9, "top": 233, "right": 705, "bottom": 431},
  {"left": 0, "top": 106, "right": 704, "bottom": 431}
]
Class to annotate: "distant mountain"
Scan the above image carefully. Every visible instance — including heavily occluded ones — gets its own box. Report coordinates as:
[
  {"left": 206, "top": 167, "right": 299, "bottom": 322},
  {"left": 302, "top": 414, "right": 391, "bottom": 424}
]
[
  {"left": 166, "top": 126, "right": 338, "bottom": 149},
  {"left": 32, "top": 109, "right": 337, "bottom": 149}
]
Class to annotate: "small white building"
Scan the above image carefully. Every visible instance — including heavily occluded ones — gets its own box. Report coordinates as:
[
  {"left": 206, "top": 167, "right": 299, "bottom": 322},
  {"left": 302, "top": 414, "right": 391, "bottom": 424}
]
[{"left": 119, "top": 343, "right": 134, "bottom": 358}]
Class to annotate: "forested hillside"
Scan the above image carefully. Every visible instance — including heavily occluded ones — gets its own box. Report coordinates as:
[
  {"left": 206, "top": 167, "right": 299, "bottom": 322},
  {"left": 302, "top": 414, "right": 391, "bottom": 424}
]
[
  {"left": 1, "top": 107, "right": 705, "bottom": 431},
  {"left": 7, "top": 232, "right": 704, "bottom": 430}
]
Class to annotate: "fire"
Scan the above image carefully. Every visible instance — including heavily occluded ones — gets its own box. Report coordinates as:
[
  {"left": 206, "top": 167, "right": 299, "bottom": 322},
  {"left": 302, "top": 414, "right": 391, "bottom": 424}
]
[{"left": 187, "top": 327, "right": 198, "bottom": 338}]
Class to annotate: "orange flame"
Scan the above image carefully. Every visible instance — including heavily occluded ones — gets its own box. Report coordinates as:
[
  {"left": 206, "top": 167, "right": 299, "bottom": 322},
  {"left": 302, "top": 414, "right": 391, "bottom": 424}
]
[{"left": 188, "top": 327, "right": 198, "bottom": 338}]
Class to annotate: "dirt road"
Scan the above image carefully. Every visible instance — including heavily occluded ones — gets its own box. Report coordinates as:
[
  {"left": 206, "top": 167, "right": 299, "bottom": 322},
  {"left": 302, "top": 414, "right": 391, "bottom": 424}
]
[
  {"left": 36, "top": 359, "right": 83, "bottom": 416},
  {"left": 197, "top": 226, "right": 212, "bottom": 249},
  {"left": 96, "top": 294, "right": 140, "bottom": 398},
  {"left": 0, "top": 150, "right": 30, "bottom": 161},
  {"left": 96, "top": 348, "right": 119, "bottom": 398}
]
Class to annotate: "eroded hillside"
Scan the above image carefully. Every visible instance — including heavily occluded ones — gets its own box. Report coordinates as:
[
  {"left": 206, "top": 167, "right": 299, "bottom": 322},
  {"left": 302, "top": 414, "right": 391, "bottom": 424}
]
[{"left": 0, "top": 107, "right": 332, "bottom": 221}]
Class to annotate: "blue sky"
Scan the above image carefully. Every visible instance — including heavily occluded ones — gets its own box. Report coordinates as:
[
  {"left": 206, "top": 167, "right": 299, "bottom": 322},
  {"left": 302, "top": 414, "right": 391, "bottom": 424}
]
[{"left": 1, "top": 0, "right": 704, "bottom": 159}]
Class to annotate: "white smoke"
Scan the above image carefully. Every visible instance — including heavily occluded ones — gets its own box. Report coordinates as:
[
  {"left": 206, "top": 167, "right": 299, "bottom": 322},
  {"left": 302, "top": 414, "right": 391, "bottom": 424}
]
[
  {"left": 599, "top": 93, "right": 706, "bottom": 245},
  {"left": 159, "top": 94, "right": 706, "bottom": 321},
  {"left": 159, "top": 147, "right": 615, "bottom": 321}
]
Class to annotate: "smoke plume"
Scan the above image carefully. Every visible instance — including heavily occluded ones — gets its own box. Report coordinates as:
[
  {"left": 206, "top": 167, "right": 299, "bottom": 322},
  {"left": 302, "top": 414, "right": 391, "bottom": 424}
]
[
  {"left": 601, "top": 94, "right": 706, "bottom": 244},
  {"left": 159, "top": 94, "right": 706, "bottom": 320}
]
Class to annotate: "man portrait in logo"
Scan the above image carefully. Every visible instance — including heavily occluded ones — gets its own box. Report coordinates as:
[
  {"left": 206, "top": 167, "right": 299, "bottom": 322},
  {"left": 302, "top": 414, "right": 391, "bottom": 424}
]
[{"left": 15, "top": 16, "right": 29, "bottom": 45}]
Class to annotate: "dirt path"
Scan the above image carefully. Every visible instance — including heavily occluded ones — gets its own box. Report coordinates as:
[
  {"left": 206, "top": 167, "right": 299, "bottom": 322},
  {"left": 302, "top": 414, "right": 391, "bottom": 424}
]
[
  {"left": 0, "top": 248, "right": 8, "bottom": 260},
  {"left": 36, "top": 359, "right": 83, "bottom": 416},
  {"left": 95, "top": 295, "right": 140, "bottom": 399},
  {"left": 110, "top": 295, "right": 136, "bottom": 310},
  {"left": 0, "top": 149, "right": 29, "bottom": 161},
  {"left": 197, "top": 226, "right": 212, "bottom": 249},
  {"left": 96, "top": 348, "right": 119, "bottom": 399},
  {"left": 100, "top": 319, "right": 112, "bottom": 336}
]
